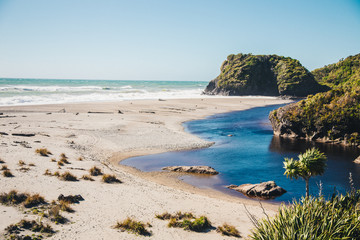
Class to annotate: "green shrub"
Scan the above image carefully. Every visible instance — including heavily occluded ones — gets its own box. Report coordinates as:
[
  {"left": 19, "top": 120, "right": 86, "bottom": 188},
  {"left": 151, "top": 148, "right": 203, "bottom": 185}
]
[
  {"left": 217, "top": 223, "right": 241, "bottom": 237},
  {"left": 250, "top": 191, "right": 360, "bottom": 239},
  {"left": 163, "top": 212, "right": 212, "bottom": 232},
  {"left": 114, "top": 217, "right": 151, "bottom": 236}
]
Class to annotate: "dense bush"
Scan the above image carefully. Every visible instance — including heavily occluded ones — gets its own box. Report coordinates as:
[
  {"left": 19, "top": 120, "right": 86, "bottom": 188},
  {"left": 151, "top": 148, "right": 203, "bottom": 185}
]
[{"left": 250, "top": 191, "right": 360, "bottom": 239}]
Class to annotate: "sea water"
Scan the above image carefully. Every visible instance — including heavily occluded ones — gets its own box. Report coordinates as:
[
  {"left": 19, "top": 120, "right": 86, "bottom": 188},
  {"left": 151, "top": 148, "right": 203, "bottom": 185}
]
[
  {"left": 122, "top": 105, "right": 360, "bottom": 202},
  {"left": 0, "top": 78, "right": 208, "bottom": 106}
]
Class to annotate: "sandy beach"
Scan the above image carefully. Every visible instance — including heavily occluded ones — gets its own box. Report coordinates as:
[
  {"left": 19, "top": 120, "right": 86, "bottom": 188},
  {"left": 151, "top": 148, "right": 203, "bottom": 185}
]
[{"left": 0, "top": 97, "right": 292, "bottom": 239}]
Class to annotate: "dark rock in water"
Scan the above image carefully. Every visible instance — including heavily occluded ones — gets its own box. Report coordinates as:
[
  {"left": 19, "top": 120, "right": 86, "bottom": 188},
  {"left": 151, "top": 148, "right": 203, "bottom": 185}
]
[
  {"left": 228, "top": 181, "right": 286, "bottom": 199},
  {"left": 58, "top": 194, "right": 84, "bottom": 203},
  {"left": 203, "top": 53, "right": 328, "bottom": 97},
  {"left": 162, "top": 166, "right": 219, "bottom": 175}
]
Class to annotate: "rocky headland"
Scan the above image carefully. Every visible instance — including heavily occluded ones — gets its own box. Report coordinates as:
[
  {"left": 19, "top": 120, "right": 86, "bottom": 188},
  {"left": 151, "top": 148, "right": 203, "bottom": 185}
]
[
  {"left": 203, "top": 53, "right": 328, "bottom": 97},
  {"left": 269, "top": 54, "right": 360, "bottom": 147}
]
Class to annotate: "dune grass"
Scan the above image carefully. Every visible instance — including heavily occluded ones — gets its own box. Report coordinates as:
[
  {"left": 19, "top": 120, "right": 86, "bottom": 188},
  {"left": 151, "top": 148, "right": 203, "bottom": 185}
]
[
  {"left": 35, "top": 148, "right": 52, "bottom": 157},
  {"left": 250, "top": 190, "right": 360, "bottom": 239},
  {"left": 217, "top": 223, "right": 240, "bottom": 238},
  {"left": 1, "top": 164, "right": 8, "bottom": 170},
  {"left": 102, "top": 174, "right": 121, "bottom": 183},
  {"left": 114, "top": 217, "right": 151, "bottom": 236},
  {"left": 23, "top": 194, "right": 46, "bottom": 208},
  {"left": 156, "top": 211, "right": 212, "bottom": 232},
  {"left": 89, "top": 166, "right": 103, "bottom": 176},
  {"left": 18, "top": 160, "right": 25, "bottom": 166},
  {"left": 81, "top": 174, "right": 94, "bottom": 181},
  {"left": 3, "top": 169, "right": 14, "bottom": 177},
  {"left": 59, "top": 171, "right": 78, "bottom": 181},
  {"left": 0, "top": 190, "right": 46, "bottom": 208},
  {"left": 6, "top": 219, "right": 54, "bottom": 235}
]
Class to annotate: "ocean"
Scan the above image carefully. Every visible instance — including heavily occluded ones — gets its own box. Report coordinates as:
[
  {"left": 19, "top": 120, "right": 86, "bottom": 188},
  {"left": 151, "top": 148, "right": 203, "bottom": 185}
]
[
  {"left": 0, "top": 78, "right": 208, "bottom": 106},
  {"left": 122, "top": 104, "right": 360, "bottom": 202}
]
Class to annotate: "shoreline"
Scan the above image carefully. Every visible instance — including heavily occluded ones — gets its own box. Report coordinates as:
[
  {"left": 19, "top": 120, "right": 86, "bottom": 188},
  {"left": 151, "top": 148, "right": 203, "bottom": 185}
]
[{"left": 0, "top": 97, "right": 293, "bottom": 239}]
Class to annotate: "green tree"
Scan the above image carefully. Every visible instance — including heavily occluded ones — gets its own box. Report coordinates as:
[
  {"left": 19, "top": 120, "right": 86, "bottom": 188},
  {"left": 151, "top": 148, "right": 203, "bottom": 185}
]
[{"left": 284, "top": 148, "right": 327, "bottom": 197}]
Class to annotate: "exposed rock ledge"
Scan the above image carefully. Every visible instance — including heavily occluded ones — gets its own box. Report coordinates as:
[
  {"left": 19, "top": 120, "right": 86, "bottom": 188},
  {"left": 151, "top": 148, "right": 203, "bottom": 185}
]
[
  {"left": 354, "top": 156, "right": 360, "bottom": 164},
  {"left": 227, "top": 181, "right": 286, "bottom": 199},
  {"left": 162, "top": 166, "right": 219, "bottom": 175}
]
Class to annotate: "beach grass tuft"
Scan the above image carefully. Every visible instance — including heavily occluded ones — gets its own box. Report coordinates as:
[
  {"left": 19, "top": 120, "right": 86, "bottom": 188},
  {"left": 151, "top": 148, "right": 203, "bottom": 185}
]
[
  {"left": 59, "top": 171, "right": 78, "bottom": 181},
  {"left": 48, "top": 205, "right": 67, "bottom": 224},
  {"left": 0, "top": 190, "right": 28, "bottom": 205},
  {"left": 3, "top": 169, "right": 14, "bottom": 177},
  {"left": 0, "top": 158, "right": 4, "bottom": 163},
  {"left": 217, "top": 223, "right": 241, "bottom": 237},
  {"left": 23, "top": 193, "right": 46, "bottom": 208},
  {"left": 114, "top": 217, "right": 151, "bottom": 236},
  {"left": 102, "top": 174, "right": 121, "bottom": 183},
  {"left": 18, "top": 160, "right": 25, "bottom": 166},
  {"left": 1, "top": 164, "right": 9, "bottom": 170},
  {"left": 89, "top": 166, "right": 103, "bottom": 176},
  {"left": 58, "top": 199, "right": 74, "bottom": 213},
  {"left": 81, "top": 174, "right": 94, "bottom": 181},
  {"left": 35, "top": 148, "right": 52, "bottom": 157},
  {"left": 157, "top": 211, "right": 212, "bottom": 232}
]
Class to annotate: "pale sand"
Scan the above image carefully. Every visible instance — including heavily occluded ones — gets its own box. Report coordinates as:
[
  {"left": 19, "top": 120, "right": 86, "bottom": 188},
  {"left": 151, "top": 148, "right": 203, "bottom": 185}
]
[{"left": 0, "top": 97, "right": 292, "bottom": 239}]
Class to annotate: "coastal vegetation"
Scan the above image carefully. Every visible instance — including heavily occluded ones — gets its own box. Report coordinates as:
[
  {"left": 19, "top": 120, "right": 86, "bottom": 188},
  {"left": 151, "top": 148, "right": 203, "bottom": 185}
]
[
  {"left": 35, "top": 148, "right": 52, "bottom": 157},
  {"left": 102, "top": 174, "right": 121, "bottom": 183},
  {"left": 269, "top": 54, "right": 360, "bottom": 146},
  {"left": 250, "top": 191, "right": 360, "bottom": 239},
  {"left": 0, "top": 191, "right": 46, "bottom": 208},
  {"left": 156, "top": 212, "right": 212, "bottom": 232},
  {"left": 204, "top": 53, "right": 327, "bottom": 97},
  {"left": 284, "top": 148, "right": 327, "bottom": 197},
  {"left": 114, "top": 217, "right": 151, "bottom": 236},
  {"left": 216, "top": 223, "right": 241, "bottom": 238},
  {"left": 89, "top": 166, "right": 103, "bottom": 176},
  {"left": 3, "top": 169, "right": 14, "bottom": 177}
]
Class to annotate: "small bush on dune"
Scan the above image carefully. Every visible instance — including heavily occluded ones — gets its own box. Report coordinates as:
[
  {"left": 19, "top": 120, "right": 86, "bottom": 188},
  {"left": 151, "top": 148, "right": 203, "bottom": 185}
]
[
  {"left": 3, "top": 169, "right": 14, "bottom": 177},
  {"left": 59, "top": 171, "right": 78, "bottom": 181},
  {"left": 217, "top": 223, "right": 241, "bottom": 237},
  {"left": 48, "top": 205, "right": 67, "bottom": 224},
  {"left": 114, "top": 217, "right": 151, "bottom": 236},
  {"left": 81, "top": 174, "right": 94, "bottom": 181},
  {"left": 89, "top": 166, "right": 102, "bottom": 176},
  {"left": 35, "top": 148, "right": 52, "bottom": 157},
  {"left": 53, "top": 171, "right": 60, "bottom": 177},
  {"left": 58, "top": 200, "right": 74, "bottom": 213},
  {"left": 57, "top": 160, "right": 64, "bottom": 166},
  {"left": 23, "top": 194, "right": 46, "bottom": 208},
  {"left": 44, "top": 169, "right": 52, "bottom": 176},
  {"left": 18, "top": 160, "right": 25, "bottom": 166},
  {"left": 60, "top": 153, "right": 67, "bottom": 159},
  {"left": 0, "top": 190, "right": 28, "bottom": 205},
  {"left": 1, "top": 165, "right": 8, "bottom": 170},
  {"left": 28, "top": 163, "right": 35, "bottom": 167},
  {"left": 102, "top": 174, "right": 121, "bottom": 183},
  {"left": 159, "top": 211, "right": 212, "bottom": 232},
  {"left": 0, "top": 158, "right": 4, "bottom": 163},
  {"left": 6, "top": 219, "right": 54, "bottom": 235}
]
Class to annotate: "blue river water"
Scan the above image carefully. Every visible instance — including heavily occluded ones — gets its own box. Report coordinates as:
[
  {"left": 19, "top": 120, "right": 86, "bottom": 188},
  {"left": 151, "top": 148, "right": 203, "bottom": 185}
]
[{"left": 121, "top": 104, "right": 360, "bottom": 202}]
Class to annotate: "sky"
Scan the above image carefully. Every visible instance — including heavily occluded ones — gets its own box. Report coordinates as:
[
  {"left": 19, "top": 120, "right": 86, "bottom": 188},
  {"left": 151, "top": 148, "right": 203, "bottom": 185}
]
[{"left": 0, "top": 0, "right": 359, "bottom": 81}]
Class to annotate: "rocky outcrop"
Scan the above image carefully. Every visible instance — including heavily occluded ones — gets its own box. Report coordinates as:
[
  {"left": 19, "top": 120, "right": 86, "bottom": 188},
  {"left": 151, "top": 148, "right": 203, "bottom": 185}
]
[
  {"left": 204, "top": 53, "right": 327, "bottom": 97},
  {"left": 269, "top": 54, "right": 360, "bottom": 146},
  {"left": 162, "top": 166, "right": 219, "bottom": 175},
  {"left": 228, "top": 181, "right": 286, "bottom": 199},
  {"left": 354, "top": 156, "right": 360, "bottom": 164}
]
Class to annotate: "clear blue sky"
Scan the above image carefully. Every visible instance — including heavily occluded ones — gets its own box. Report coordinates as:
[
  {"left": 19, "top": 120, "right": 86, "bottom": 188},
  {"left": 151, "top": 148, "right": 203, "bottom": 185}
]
[{"left": 0, "top": 0, "right": 359, "bottom": 81}]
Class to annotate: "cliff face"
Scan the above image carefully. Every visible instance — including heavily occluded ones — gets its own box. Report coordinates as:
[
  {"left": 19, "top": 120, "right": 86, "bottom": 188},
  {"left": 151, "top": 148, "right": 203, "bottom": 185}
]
[
  {"left": 204, "top": 53, "right": 327, "bottom": 97},
  {"left": 269, "top": 54, "right": 360, "bottom": 146}
]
